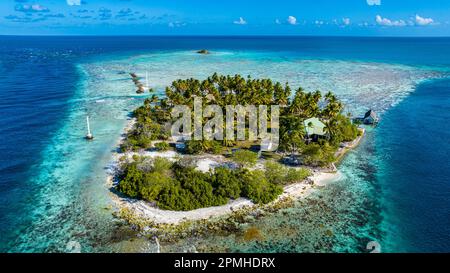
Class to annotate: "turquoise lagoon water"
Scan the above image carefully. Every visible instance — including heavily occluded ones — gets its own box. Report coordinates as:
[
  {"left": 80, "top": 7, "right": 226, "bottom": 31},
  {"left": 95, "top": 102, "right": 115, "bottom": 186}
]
[{"left": 0, "top": 37, "right": 449, "bottom": 252}]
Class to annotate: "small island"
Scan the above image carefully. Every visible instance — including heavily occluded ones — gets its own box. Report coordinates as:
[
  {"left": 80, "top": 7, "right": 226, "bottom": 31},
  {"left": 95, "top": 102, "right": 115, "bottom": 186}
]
[
  {"left": 197, "top": 49, "right": 210, "bottom": 54},
  {"left": 110, "top": 73, "right": 363, "bottom": 227}
]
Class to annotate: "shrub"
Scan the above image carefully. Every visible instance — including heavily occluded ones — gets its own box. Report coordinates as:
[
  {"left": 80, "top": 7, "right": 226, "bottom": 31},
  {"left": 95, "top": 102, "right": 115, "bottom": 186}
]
[
  {"left": 264, "top": 161, "right": 311, "bottom": 185},
  {"left": 210, "top": 141, "right": 223, "bottom": 154},
  {"left": 264, "top": 161, "right": 286, "bottom": 184},
  {"left": 231, "top": 150, "right": 258, "bottom": 168},
  {"left": 185, "top": 140, "right": 204, "bottom": 154},
  {"left": 117, "top": 163, "right": 143, "bottom": 198},
  {"left": 212, "top": 167, "right": 242, "bottom": 199},
  {"left": 242, "top": 170, "right": 283, "bottom": 204},
  {"left": 154, "top": 141, "right": 170, "bottom": 151},
  {"left": 151, "top": 157, "right": 173, "bottom": 174},
  {"left": 117, "top": 156, "right": 285, "bottom": 210},
  {"left": 140, "top": 172, "right": 173, "bottom": 201},
  {"left": 284, "top": 168, "right": 311, "bottom": 184},
  {"left": 302, "top": 143, "right": 335, "bottom": 167},
  {"left": 157, "top": 181, "right": 195, "bottom": 211},
  {"left": 183, "top": 175, "right": 220, "bottom": 208}
]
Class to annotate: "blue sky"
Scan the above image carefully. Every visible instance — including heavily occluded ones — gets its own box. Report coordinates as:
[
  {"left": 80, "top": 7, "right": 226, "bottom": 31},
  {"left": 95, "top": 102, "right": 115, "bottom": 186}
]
[{"left": 1, "top": 0, "right": 450, "bottom": 36}]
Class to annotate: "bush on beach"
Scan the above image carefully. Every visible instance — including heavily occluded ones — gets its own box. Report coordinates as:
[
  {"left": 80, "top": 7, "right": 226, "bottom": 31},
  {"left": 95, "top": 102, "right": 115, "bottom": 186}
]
[
  {"left": 264, "top": 161, "right": 311, "bottom": 185},
  {"left": 117, "top": 156, "right": 301, "bottom": 210},
  {"left": 154, "top": 141, "right": 170, "bottom": 151}
]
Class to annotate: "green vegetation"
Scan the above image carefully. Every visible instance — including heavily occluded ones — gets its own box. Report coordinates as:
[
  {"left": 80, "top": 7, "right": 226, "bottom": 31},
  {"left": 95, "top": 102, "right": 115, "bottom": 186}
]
[
  {"left": 121, "top": 74, "right": 357, "bottom": 165},
  {"left": 185, "top": 140, "right": 223, "bottom": 155},
  {"left": 211, "top": 167, "right": 242, "bottom": 199},
  {"left": 117, "top": 156, "right": 294, "bottom": 210},
  {"left": 117, "top": 74, "right": 359, "bottom": 209},
  {"left": 285, "top": 168, "right": 311, "bottom": 184},
  {"left": 120, "top": 95, "right": 170, "bottom": 152},
  {"left": 240, "top": 170, "right": 283, "bottom": 205},
  {"left": 264, "top": 161, "right": 311, "bottom": 185},
  {"left": 302, "top": 142, "right": 336, "bottom": 167},
  {"left": 231, "top": 150, "right": 258, "bottom": 168},
  {"left": 154, "top": 141, "right": 170, "bottom": 151}
]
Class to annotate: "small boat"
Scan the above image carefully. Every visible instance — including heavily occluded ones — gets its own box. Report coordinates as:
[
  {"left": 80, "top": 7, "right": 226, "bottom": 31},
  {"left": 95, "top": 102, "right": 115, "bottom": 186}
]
[{"left": 85, "top": 116, "right": 94, "bottom": 140}]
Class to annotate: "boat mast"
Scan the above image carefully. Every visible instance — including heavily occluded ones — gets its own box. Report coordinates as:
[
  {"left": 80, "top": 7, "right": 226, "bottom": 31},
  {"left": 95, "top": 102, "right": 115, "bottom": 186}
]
[{"left": 86, "top": 116, "right": 93, "bottom": 140}]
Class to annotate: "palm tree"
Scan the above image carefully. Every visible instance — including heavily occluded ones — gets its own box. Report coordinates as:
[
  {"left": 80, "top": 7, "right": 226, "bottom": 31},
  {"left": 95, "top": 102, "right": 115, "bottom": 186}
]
[
  {"left": 289, "top": 87, "right": 305, "bottom": 115},
  {"left": 324, "top": 119, "right": 338, "bottom": 141},
  {"left": 150, "top": 94, "right": 159, "bottom": 104}
]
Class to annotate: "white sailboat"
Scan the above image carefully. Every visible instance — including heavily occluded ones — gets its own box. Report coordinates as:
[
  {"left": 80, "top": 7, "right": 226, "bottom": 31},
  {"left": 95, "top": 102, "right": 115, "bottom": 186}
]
[{"left": 85, "top": 116, "right": 94, "bottom": 140}]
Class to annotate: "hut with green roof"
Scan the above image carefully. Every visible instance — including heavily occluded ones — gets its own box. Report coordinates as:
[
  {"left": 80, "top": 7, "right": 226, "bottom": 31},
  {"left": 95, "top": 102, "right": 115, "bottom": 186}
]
[{"left": 303, "top": 117, "right": 326, "bottom": 142}]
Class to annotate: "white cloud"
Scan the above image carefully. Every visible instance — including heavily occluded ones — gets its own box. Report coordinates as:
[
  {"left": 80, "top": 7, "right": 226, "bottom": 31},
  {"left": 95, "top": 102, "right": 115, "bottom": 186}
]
[
  {"left": 375, "top": 15, "right": 406, "bottom": 26},
  {"left": 367, "top": 0, "right": 381, "bottom": 6},
  {"left": 67, "top": 0, "right": 81, "bottom": 6},
  {"left": 287, "top": 16, "right": 297, "bottom": 25},
  {"left": 415, "top": 14, "right": 434, "bottom": 26},
  {"left": 233, "top": 17, "right": 247, "bottom": 25},
  {"left": 375, "top": 14, "right": 435, "bottom": 27},
  {"left": 32, "top": 4, "right": 48, "bottom": 11},
  {"left": 342, "top": 18, "right": 351, "bottom": 25},
  {"left": 15, "top": 4, "right": 49, "bottom": 13}
]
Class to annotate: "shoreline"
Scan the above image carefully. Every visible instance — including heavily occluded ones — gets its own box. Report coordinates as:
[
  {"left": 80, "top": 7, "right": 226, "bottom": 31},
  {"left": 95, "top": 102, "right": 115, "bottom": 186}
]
[
  {"left": 107, "top": 169, "right": 342, "bottom": 225},
  {"left": 106, "top": 118, "right": 362, "bottom": 226},
  {"left": 334, "top": 127, "right": 366, "bottom": 164}
]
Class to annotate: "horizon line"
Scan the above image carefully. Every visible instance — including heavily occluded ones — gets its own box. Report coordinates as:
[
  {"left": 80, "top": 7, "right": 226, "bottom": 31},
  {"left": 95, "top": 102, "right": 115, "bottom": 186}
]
[{"left": 1, "top": 34, "right": 450, "bottom": 38}]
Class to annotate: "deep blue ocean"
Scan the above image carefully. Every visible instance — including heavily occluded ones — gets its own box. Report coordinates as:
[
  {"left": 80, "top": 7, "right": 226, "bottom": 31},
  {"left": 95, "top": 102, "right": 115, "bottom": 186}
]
[{"left": 0, "top": 36, "right": 449, "bottom": 252}]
